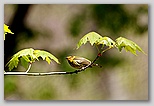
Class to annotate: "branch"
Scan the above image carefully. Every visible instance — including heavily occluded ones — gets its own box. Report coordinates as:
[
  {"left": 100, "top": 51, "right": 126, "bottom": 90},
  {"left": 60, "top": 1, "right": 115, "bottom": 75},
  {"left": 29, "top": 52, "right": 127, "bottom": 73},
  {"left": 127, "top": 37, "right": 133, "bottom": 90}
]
[
  {"left": 4, "top": 56, "right": 101, "bottom": 76},
  {"left": 4, "top": 69, "right": 87, "bottom": 76},
  {"left": 4, "top": 47, "right": 112, "bottom": 76},
  {"left": 90, "top": 47, "right": 112, "bottom": 66},
  {"left": 4, "top": 61, "right": 92, "bottom": 76},
  {"left": 4, "top": 71, "right": 67, "bottom": 76}
]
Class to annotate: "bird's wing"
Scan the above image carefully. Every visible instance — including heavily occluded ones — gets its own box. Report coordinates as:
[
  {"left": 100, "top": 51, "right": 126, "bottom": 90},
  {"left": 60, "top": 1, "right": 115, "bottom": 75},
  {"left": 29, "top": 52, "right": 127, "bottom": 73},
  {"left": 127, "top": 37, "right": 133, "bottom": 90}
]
[{"left": 75, "top": 58, "right": 91, "bottom": 65}]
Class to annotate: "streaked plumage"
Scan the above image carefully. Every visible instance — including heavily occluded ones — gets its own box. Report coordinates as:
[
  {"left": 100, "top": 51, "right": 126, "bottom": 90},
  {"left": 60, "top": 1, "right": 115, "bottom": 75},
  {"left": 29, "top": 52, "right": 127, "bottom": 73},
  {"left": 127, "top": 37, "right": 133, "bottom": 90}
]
[{"left": 66, "top": 56, "right": 102, "bottom": 69}]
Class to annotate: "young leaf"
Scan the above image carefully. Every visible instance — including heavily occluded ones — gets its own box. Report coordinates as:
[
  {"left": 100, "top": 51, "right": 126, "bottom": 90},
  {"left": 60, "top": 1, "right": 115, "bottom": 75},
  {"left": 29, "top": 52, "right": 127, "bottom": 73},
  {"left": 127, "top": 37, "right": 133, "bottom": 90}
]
[
  {"left": 6, "top": 48, "right": 59, "bottom": 71},
  {"left": 4, "top": 24, "right": 14, "bottom": 40},
  {"left": 115, "top": 37, "right": 146, "bottom": 55},
  {"left": 5, "top": 48, "right": 37, "bottom": 71},
  {"left": 96, "top": 36, "right": 115, "bottom": 48},
  {"left": 77, "top": 31, "right": 103, "bottom": 49},
  {"left": 5, "top": 48, "right": 60, "bottom": 71},
  {"left": 45, "top": 57, "right": 51, "bottom": 64},
  {"left": 33, "top": 50, "right": 60, "bottom": 64},
  {"left": 7, "top": 57, "right": 19, "bottom": 71},
  {"left": 20, "top": 56, "right": 29, "bottom": 69}
]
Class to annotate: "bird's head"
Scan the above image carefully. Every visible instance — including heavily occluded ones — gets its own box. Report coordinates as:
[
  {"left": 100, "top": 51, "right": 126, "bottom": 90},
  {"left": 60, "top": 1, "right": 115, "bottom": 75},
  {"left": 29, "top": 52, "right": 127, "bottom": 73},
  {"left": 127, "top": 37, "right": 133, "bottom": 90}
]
[{"left": 66, "top": 56, "right": 76, "bottom": 62}]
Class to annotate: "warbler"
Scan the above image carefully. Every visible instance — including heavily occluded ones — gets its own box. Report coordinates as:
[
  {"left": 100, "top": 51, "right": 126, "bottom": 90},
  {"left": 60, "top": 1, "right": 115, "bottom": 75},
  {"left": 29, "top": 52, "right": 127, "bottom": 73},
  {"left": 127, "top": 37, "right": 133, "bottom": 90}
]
[{"left": 66, "top": 56, "right": 102, "bottom": 69}]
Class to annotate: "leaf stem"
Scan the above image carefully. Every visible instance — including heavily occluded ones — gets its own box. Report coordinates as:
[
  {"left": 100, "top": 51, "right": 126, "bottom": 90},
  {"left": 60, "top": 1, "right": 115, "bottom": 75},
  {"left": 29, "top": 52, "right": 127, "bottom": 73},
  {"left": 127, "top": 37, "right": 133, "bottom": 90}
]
[
  {"left": 101, "top": 47, "right": 113, "bottom": 54},
  {"left": 95, "top": 44, "right": 100, "bottom": 53},
  {"left": 25, "top": 63, "right": 32, "bottom": 73}
]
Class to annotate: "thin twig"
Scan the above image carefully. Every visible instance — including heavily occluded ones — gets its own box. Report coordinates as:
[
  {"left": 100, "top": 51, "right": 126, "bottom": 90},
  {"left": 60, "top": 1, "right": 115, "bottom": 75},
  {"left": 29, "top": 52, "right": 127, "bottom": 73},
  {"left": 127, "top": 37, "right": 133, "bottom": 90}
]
[
  {"left": 4, "top": 71, "right": 67, "bottom": 76},
  {"left": 95, "top": 44, "right": 100, "bottom": 53},
  {"left": 25, "top": 63, "right": 32, "bottom": 73},
  {"left": 4, "top": 69, "right": 86, "bottom": 76},
  {"left": 4, "top": 47, "right": 112, "bottom": 76},
  {"left": 4, "top": 56, "right": 99, "bottom": 76},
  {"left": 101, "top": 47, "right": 112, "bottom": 54},
  {"left": 4, "top": 64, "right": 90, "bottom": 76}
]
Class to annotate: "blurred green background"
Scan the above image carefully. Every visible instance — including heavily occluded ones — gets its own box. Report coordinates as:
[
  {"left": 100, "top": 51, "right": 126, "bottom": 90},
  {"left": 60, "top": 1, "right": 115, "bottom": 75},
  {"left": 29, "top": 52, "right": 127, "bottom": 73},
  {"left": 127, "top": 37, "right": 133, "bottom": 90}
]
[{"left": 4, "top": 4, "right": 148, "bottom": 100}]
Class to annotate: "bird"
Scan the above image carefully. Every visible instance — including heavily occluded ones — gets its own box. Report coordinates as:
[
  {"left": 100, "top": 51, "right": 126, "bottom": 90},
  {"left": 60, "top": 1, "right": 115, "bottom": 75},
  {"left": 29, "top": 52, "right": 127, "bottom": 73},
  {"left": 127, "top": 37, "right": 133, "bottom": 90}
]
[{"left": 66, "top": 55, "right": 102, "bottom": 69}]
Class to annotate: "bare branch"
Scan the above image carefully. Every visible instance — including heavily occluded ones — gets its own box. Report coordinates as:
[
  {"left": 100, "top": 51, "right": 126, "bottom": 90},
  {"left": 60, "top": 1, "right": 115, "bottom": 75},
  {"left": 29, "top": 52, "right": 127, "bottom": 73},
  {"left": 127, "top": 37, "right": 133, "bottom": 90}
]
[
  {"left": 4, "top": 63, "right": 90, "bottom": 76},
  {"left": 4, "top": 56, "right": 99, "bottom": 76},
  {"left": 4, "top": 71, "right": 67, "bottom": 76},
  {"left": 4, "top": 47, "right": 112, "bottom": 76}
]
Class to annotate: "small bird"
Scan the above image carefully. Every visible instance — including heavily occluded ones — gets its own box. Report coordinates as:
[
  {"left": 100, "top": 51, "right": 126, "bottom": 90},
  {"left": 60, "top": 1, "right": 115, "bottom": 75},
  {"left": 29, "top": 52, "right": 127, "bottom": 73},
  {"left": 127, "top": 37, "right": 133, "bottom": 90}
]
[{"left": 66, "top": 56, "right": 102, "bottom": 69}]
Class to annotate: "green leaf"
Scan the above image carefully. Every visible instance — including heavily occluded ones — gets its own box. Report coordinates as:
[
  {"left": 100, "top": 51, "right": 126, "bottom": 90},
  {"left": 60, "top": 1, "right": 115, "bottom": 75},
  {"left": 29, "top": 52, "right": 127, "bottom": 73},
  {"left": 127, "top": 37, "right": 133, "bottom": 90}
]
[
  {"left": 4, "top": 24, "right": 14, "bottom": 40},
  {"left": 45, "top": 57, "right": 51, "bottom": 64},
  {"left": 33, "top": 50, "right": 60, "bottom": 64},
  {"left": 96, "top": 36, "right": 115, "bottom": 48},
  {"left": 5, "top": 48, "right": 35, "bottom": 71},
  {"left": 115, "top": 37, "right": 146, "bottom": 55},
  {"left": 20, "top": 57, "right": 29, "bottom": 69},
  {"left": 77, "top": 31, "right": 103, "bottom": 49},
  {"left": 7, "top": 57, "right": 19, "bottom": 71},
  {"left": 13, "top": 48, "right": 38, "bottom": 62},
  {"left": 5, "top": 48, "right": 60, "bottom": 71}
]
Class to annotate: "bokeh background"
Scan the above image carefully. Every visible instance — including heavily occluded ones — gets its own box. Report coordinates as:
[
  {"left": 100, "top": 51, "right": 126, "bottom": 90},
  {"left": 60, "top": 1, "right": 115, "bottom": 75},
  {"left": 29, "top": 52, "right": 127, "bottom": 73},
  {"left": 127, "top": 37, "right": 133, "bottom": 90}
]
[{"left": 4, "top": 4, "right": 148, "bottom": 100}]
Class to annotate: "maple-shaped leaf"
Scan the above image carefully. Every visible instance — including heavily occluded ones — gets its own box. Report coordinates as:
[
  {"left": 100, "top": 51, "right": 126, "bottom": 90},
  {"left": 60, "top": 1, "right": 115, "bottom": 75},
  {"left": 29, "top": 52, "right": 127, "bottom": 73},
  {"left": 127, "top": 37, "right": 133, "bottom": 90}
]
[
  {"left": 115, "top": 37, "right": 146, "bottom": 55},
  {"left": 5, "top": 48, "right": 37, "bottom": 71},
  {"left": 33, "top": 50, "right": 60, "bottom": 64},
  {"left": 77, "top": 31, "right": 103, "bottom": 49},
  {"left": 5, "top": 48, "right": 60, "bottom": 71},
  {"left": 96, "top": 36, "right": 115, "bottom": 48}
]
